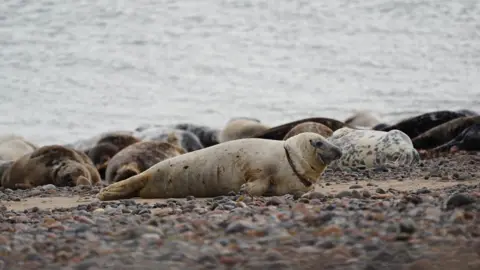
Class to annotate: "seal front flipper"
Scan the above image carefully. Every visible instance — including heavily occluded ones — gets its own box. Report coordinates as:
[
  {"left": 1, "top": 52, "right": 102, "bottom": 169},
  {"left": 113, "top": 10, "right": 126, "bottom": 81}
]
[
  {"left": 97, "top": 173, "right": 150, "bottom": 201},
  {"left": 239, "top": 177, "right": 270, "bottom": 197}
]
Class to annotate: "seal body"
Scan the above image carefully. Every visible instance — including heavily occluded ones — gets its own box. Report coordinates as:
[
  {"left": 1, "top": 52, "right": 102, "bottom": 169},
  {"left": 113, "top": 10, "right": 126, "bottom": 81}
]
[
  {"left": 283, "top": 122, "right": 333, "bottom": 140},
  {"left": 344, "top": 111, "right": 382, "bottom": 128},
  {"left": 173, "top": 123, "right": 220, "bottom": 147},
  {"left": 105, "top": 141, "right": 186, "bottom": 184},
  {"left": 412, "top": 116, "right": 480, "bottom": 150},
  {"left": 218, "top": 118, "right": 270, "bottom": 143},
  {"left": 1, "top": 145, "right": 101, "bottom": 189},
  {"left": 65, "top": 131, "right": 134, "bottom": 152},
  {"left": 327, "top": 127, "right": 420, "bottom": 170},
  {"left": 134, "top": 127, "right": 203, "bottom": 152},
  {"left": 85, "top": 134, "right": 140, "bottom": 179},
  {"left": 254, "top": 117, "right": 345, "bottom": 141},
  {"left": 97, "top": 132, "right": 342, "bottom": 201},
  {"left": 0, "top": 135, "right": 37, "bottom": 161},
  {"left": 379, "top": 110, "right": 466, "bottom": 139},
  {"left": 431, "top": 123, "right": 480, "bottom": 153}
]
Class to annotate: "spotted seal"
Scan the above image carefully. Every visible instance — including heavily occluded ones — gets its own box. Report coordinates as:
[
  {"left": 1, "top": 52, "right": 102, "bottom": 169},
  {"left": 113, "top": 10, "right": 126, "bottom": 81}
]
[
  {"left": 96, "top": 132, "right": 342, "bottom": 201},
  {"left": 1, "top": 145, "right": 101, "bottom": 189},
  {"left": 173, "top": 123, "right": 220, "bottom": 147},
  {"left": 327, "top": 127, "right": 420, "bottom": 170},
  {"left": 254, "top": 117, "right": 345, "bottom": 141},
  {"left": 134, "top": 127, "right": 203, "bottom": 152},
  {"left": 283, "top": 122, "right": 333, "bottom": 140},
  {"left": 104, "top": 141, "right": 186, "bottom": 184}
]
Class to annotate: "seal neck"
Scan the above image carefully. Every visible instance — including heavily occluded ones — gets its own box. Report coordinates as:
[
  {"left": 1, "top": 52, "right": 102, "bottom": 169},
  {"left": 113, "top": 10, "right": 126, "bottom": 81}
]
[{"left": 284, "top": 146, "right": 313, "bottom": 188}]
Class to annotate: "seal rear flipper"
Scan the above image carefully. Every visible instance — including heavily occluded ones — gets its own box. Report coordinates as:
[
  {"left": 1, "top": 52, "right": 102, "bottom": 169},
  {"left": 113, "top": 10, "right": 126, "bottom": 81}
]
[{"left": 96, "top": 173, "right": 149, "bottom": 201}]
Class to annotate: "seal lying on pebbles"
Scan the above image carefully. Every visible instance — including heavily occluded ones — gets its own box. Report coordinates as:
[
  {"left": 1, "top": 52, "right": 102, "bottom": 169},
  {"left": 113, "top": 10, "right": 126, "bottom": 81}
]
[
  {"left": 218, "top": 118, "right": 270, "bottom": 143},
  {"left": 327, "top": 127, "right": 420, "bottom": 170},
  {"left": 134, "top": 127, "right": 203, "bottom": 152},
  {"left": 430, "top": 123, "right": 480, "bottom": 153},
  {"left": 344, "top": 110, "right": 382, "bottom": 128},
  {"left": 1, "top": 145, "right": 101, "bottom": 189},
  {"left": 378, "top": 110, "right": 466, "bottom": 138},
  {"left": 173, "top": 123, "right": 220, "bottom": 147},
  {"left": 254, "top": 117, "right": 345, "bottom": 141},
  {"left": 97, "top": 132, "right": 342, "bottom": 201},
  {"left": 283, "top": 122, "right": 333, "bottom": 140},
  {"left": 85, "top": 134, "right": 140, "bottom": 179},
  {"left": 0, "top": 135, "right": 37, "bottom": 161},
  {"left": 412, "top": 116, "right": 480, "bottom": 150},
  {"left": 105, "top": 141, "right": 186, "bottom": 184}
]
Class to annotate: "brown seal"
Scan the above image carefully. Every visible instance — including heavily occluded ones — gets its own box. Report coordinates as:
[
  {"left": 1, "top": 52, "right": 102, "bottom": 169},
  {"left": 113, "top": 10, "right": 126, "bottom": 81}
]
[
  {"left": 85, "top": 134, "right": 140, "bottom": 179},
  {"left": 105, "top": 141, "right": 186, "bottom": 184},
  {"left": 283, "top": 122, "right": 333, "bottom": 140},
  {"left": 253, "top": 117, "right": 345, "bottom": 141},
  {"left": 412, "top": 116, "right": 480, "bottom": 150},
  {"left": 1, "top": 145, "right": 101, "bottom": 189}
]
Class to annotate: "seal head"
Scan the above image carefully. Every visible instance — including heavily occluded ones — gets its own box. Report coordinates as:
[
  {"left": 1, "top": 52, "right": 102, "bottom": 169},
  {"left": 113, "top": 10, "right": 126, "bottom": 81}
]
[
  {"left": 284, "top": 132, "right": 342, "bottom": 185},
  {"left": 432, "top": 124, "right": 480, "bottom": 153}
]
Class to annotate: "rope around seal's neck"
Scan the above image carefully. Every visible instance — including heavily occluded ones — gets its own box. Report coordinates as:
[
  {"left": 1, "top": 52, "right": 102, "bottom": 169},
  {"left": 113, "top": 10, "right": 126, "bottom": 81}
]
[{"left": 284, "top": 146, "right": 313, "bottom": 188}]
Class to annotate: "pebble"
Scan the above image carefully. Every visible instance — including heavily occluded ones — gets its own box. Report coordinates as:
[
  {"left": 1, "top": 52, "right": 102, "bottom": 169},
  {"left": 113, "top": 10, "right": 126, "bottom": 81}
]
[{"left": 446, "top": 193, "right": 476, "bottom": 209}]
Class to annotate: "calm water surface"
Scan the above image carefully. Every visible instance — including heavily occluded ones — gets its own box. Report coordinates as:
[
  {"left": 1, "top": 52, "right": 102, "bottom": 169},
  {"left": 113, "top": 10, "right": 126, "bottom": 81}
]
[{"left": 1, "top": 0, "right": 479, "bottom": 145}]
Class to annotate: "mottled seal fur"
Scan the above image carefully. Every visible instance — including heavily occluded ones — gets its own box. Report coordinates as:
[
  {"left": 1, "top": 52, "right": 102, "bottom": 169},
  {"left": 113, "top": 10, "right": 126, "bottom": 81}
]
[
  {"left": 173, "top": 123, "right": 220, "bottom": 147},
  {"left": 411, "top": 116, "right": 480, "bottom": 150},
  {"left": 254, "top": 117, "right": 345, "bottom": 141},
  {"left": 0, "top": 135, "right": 37, "bottom": 161},
  {"left": 378, "top": 110, "right": 466, "bottom": 139},
  {"left": 327, "top": 127, "right": 420, "bottom": 170},
  {"left": 1, "top": 145, "right": 101, "bottom": 189},
  {"left": 97, "top": 132, "right": 342, "bottom": 201},
  {"left": 134, "top": 127, "right": 203, "bottom": 152},
  {"left": 85, "top": 134, "right": 140, "bottom": 179},
  {"left": 105, "top": 141, "right": 186, "bottom": 184},
  {"left": 344, "top": 111, "right": 382, "bottom": 128},
  {"left": 283, "top": 122, "right": 333, "bottom": 140},
  {"left": 218, "top": 118, "right": 270, "bottom": 143}
]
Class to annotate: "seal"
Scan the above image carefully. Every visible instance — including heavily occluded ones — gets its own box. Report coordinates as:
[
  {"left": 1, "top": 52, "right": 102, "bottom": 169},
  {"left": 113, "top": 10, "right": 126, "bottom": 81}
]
[
  {"left": 431, "top": 123, "right": 480, "bottom": 153},
  {"left": 283, "top": 122, "right": 333, "bottom": 140},
  {"left": 96, "top": 132, "right": 343, "bottom": 201},
  {"left": 344, "top": 110, "right": 382, "bottom": 128},
  {"left": 378, "top": 110, "right": 466, "bottom": 139},
  {"left": 0, "top": 160, "right": 13, "bottom": 181},
  {"left": 105, "top": 141, "right": 186, "bottom": 184},
  {"left": 0, "top": 135, "right": 37, "bottom": 161},
  {"left": 173, "top": 123, "right": 220, "bottom": 147},
  {"left": 85, "top": 134, "right": 141, "bottom": 179},
  {"left": 327, "top": 127, "right": 420, "bottom": 170},
  {"left": 411, "top": 116, "right": 480, "bottom": 150},
  {"left": 65, "top": 131, "right": 134, "bottom": 152},
  {"left": 134, "top": 127, "right": 203, "bottom": 152},
  {"left": 218, "top": 118, "right": 270, "bottom": 143},
  {"left": 254, "top": 117, "right": 345, "bottom": 141},
  {"left": 456, "top": 109, "right": 478, "bottom": 116},
  {"left": 1, "top": 145, "right": 101, "bottom": 189}
]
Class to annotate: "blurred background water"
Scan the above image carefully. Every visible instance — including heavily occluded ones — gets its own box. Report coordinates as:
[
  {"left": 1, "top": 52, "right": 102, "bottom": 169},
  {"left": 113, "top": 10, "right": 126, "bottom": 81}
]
[{"left": 1, "top": 0, "right": 479, "bottom": 145}]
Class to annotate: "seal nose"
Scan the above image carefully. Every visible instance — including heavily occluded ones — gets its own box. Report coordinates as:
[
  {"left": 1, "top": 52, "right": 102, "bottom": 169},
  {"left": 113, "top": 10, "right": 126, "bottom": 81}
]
[{"left": 331, "top": 146, "right": 342, "bottom": 161}]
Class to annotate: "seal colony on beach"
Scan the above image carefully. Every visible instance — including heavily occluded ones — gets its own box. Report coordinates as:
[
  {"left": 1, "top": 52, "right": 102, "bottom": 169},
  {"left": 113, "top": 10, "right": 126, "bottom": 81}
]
[
  {"left": 96, "top": 132, "right": 342, "bottom": 201},
  {"left": 1, "top": 109, "right": 479, "bottom": 199}
]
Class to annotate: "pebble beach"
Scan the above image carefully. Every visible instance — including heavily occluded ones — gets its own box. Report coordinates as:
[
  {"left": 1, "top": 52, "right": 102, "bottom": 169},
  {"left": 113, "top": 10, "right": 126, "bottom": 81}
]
[{"left": 1, "top": 152, "right": 479, "bottom": 270}]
